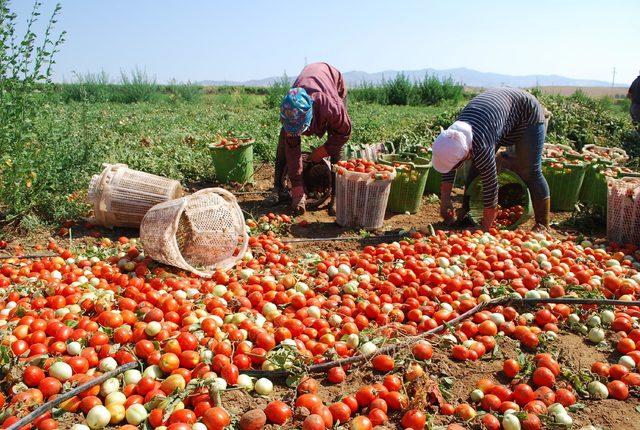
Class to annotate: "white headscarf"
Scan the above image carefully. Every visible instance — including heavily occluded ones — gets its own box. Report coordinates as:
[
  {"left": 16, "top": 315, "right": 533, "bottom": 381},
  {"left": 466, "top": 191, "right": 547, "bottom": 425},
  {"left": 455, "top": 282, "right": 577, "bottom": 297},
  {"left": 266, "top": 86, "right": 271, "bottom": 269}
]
[{"left": 431, "top": 121, "right": 473, "bottom": 173}]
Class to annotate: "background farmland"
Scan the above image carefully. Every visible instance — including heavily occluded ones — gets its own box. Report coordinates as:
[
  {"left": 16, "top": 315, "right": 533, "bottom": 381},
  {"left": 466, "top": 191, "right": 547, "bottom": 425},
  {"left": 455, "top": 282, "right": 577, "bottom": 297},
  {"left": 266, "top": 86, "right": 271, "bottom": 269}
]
[{"left": 0, "top": 79, "right": 638, "bottom": 233}]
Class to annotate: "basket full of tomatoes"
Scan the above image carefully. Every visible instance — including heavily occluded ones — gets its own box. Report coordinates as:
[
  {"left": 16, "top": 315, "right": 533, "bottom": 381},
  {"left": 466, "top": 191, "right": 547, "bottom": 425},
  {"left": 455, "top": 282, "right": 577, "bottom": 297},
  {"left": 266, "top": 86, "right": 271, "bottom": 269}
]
[
  {"left": 582, "top": 144, "right": 629, "bottom": 164},
  {"left": 333, "top": 159, "right": 396, "bottom": 229},
  {"left": 465, "top": 170, "right": 533, "bottom": 230},
  {"left": 208, "top": 136, "right": 255, "bottom": 184}
]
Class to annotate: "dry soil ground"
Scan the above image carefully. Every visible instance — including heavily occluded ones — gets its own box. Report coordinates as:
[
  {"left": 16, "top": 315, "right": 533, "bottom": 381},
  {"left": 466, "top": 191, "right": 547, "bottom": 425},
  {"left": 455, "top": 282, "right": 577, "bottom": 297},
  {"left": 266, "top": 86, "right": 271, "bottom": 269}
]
[{"left": 3, "top": 164, "right": 634, "bottom": 430}]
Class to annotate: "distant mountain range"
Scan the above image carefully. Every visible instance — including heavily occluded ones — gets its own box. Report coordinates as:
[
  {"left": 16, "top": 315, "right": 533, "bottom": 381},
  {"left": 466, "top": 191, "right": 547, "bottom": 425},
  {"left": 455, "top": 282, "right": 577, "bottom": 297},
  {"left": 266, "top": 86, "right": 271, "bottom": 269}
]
[{"left": 199, "top": 67, "right": 624, "bottom": 88}]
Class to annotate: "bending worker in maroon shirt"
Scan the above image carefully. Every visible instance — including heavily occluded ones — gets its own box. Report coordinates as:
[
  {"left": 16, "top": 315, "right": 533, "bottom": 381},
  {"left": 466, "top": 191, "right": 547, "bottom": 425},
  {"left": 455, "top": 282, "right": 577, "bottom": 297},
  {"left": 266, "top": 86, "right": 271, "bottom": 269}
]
[{"left": 274, "top": 62, "right": 352, "bottom": 214}]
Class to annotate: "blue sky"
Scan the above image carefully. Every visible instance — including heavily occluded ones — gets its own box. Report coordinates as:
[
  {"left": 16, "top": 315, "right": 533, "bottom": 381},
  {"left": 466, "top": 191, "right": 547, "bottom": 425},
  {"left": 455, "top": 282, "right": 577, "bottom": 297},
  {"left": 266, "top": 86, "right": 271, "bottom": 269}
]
[{"left": 13, "top": 0, "right": 640, "bottom": 85}]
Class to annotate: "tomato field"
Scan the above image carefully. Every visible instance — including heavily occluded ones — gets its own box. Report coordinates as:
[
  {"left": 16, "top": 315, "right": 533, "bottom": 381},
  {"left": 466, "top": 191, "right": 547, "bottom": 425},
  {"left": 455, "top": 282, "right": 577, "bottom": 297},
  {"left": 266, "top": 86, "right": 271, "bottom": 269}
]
[
  {"left": 3, "top": 194, "right": 640, "bottom": 430},
  {"left": 2, "top": 2, "right": 640, "bottom": 429},
  {"left": 0, "top": 78, "right": 638, "bottom": 430},
  {"left": 2, "top": 129, "right": 640, "bottom": 430}
]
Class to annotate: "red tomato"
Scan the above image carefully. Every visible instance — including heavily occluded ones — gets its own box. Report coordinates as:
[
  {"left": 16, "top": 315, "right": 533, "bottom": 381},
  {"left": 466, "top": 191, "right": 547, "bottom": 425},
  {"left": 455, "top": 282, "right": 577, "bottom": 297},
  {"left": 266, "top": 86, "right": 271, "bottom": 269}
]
[
  {"left": 327, "top": 367, "right": 346, "bottom": 384},
  {"left": 202, "top": 407, "right": 231, "bottom": 430},
  {"left": 608, "top": 380, "right": 629, "bottom": 400},
  {"left": 481, "top": 414, "right": 501, "bottom": 430},
  {"left": 554, "top": 388, "right": 576, "bottom": 407},
  {"left": 371, "top": 354, "right": 395, "bottom": 372},
  {"left": 521, "top": 412, "right": 542, "bottom": 430},
  {"left": 329, "top": 401, "right": 351, "bottom": 424},
  {"left": 512, "top": 384, "right": 535, "bottom": 406},
  {"left": 383, "top": 374, "right": 402, "bottom": 392},
  {"left": 24, "top": 365, "right": 45, "bottom": 387},
  {"left": 503, "top": 359, "right": 520, "bottom": 378},
  {"left": 38, "top": 377, "right": 62, "bottom": 398},
  {"left": 264, "top": 401, "right": 292, "bottom": 425},
  {"left": 302, "top": 414, "right": 325, "bottom": 430},
  {"left": 401, "top": 409, "right": 426, "bottom": 429},
  {"left": 350, "top": 416, "right": 373, "bottom": 430},
  {"left": 412, "top": 341, "right": 433, "bottom": 360},
  {"left": 220, "top": 364, "right": 238, "bottom": 385},
  {"left": 295, "top": 394, "right": 323, "bottom": 411},
  {"left": 532, "top": 367, "right": 555, "bottom": 388}
]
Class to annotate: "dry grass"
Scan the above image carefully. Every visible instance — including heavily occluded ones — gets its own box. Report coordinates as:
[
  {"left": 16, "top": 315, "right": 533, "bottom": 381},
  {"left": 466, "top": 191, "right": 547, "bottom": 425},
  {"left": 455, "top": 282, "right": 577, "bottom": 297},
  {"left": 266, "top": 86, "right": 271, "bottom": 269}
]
[
  {"left": 538, "top": 86, "right": 629, "bottom": 98},
  {"left": 465, "top": 86, "right": 629, "bottom": 98}
]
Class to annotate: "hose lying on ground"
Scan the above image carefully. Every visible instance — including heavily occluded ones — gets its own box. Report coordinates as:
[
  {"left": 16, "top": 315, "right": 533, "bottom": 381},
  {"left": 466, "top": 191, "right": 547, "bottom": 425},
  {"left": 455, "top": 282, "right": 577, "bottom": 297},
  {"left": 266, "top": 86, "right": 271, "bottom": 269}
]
[
  {"left": 245, "top": 296, "right": 640, "bottom": 378},
  {"left": 10, "top": 296, "right": 640, "bottom": 428},
  {"left": 6, "top": 361, "right": 138, "bottom": 430}
]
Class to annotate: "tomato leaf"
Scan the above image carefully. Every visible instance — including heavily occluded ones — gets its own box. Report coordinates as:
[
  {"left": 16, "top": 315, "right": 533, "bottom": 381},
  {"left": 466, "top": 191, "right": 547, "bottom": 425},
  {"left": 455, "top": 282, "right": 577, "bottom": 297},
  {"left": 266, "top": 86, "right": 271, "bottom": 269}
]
[{"left": 568, "top": 402, "right": 586, "bottom": 412}]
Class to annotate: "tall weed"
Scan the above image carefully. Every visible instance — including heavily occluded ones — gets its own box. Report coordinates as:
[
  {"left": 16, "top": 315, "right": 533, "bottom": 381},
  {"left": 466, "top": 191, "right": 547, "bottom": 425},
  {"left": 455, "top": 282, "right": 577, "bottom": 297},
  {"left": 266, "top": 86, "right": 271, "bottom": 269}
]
[
  {"left": 264, "top": 74, "right": 291, "bottom": 109},
  {"left": 0, "top": 0, "right": 66, "bottom": 224},
  {"left": 60, "top": 70, "right": 111, "bottom": 102},
  {"left": 115, "top": 67, "right": 158, "bottom": 103},
  {"left": 166, "top": 79, "right": 202, "bottom": 102},
  {"left": 384, "top": 73, "right": 412, "bottom": 105}
]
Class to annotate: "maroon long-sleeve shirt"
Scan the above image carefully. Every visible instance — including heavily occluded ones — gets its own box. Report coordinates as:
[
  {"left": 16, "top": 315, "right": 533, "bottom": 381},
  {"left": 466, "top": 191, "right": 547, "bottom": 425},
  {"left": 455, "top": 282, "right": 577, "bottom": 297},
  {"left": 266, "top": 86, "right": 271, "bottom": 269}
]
[{"left": 279, "top": 62, "right": 351, "bottom": 190}]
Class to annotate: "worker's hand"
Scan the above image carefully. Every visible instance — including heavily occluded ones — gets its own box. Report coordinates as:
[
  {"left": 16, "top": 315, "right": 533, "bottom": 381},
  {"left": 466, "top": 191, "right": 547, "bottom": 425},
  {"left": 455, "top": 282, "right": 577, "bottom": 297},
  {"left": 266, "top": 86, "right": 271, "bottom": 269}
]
[
  {"left": 482, "top": 207, "right": 498, "bottom": 230},
  {"left": 439, "top": 182, "right": 455, "bottom": 225},
  {"left": 440, "top": 200, "right": 456, "bottom": 225},
  {"left": 311, "top": 145, "right": 329, "bottom": 163}
]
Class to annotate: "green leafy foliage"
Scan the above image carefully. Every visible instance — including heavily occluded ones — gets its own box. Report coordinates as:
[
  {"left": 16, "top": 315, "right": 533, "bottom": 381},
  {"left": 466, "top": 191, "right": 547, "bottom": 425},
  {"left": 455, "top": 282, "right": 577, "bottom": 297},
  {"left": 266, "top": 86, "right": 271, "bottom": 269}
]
[
  {"left": 415, "top": 74, "right": 464, "bottom": 105},
  {"left": 541, "top": 92, "right": 635, "bottom": 152},
  {"left": 384, "top": 72, "right": 413, "bottom": 105},
  {"left": 0, "top": 1, "right": 636, "bottom": 232},
  {"left": 264, "top": 73, "right": 290, "bottom": 109},
  {"left": 0, "top": 0, "right": 66, "bottom": 224},
  {"left": 349, "top": 74, "right": 464, "bottom": 106}
]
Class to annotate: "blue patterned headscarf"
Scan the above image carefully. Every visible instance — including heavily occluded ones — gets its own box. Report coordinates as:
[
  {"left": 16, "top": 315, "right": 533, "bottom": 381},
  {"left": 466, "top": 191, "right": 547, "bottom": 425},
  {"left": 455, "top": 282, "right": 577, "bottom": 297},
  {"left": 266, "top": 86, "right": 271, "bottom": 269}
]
[{"left": 280, "top": 87, "right": 313, "bottom": 135}]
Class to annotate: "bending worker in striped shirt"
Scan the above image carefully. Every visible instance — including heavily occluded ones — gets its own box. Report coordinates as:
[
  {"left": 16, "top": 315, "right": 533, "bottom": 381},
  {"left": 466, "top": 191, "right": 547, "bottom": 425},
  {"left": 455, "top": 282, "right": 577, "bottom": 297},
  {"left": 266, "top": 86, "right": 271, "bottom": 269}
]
[{"left": 431, "top": 88, "right": 550, "bottom": 231}]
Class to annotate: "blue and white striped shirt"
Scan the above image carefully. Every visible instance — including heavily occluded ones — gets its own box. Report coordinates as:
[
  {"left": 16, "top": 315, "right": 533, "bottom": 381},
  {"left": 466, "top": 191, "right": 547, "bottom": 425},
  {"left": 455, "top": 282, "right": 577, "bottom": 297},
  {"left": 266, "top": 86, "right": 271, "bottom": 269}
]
[{"left": 442, "top": 88, "right": 544, "bottom": 208}]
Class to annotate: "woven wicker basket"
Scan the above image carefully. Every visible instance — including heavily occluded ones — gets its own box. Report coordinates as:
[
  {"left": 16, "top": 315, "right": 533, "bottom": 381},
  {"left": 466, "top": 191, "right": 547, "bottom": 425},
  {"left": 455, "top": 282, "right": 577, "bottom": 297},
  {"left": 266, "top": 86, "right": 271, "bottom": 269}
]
[
  {"left": 607, "top": 177, "right": 640, "bottom": 245},
  {"left": 88, "top": 164, "right": 183, "bottom": 228},
  {"left": 140, "top": 188, "right": 248, "bottom": 277},
  {"left": 333, "top": 166, "right": 396, "bottom": 229}
]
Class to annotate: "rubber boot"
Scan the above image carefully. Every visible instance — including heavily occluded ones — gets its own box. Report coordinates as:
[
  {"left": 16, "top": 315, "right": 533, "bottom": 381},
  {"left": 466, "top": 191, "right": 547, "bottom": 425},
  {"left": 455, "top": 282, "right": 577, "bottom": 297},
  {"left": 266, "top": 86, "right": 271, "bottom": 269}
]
[{"left": 532, "top": 197, "right": 551, "bottom": 231}]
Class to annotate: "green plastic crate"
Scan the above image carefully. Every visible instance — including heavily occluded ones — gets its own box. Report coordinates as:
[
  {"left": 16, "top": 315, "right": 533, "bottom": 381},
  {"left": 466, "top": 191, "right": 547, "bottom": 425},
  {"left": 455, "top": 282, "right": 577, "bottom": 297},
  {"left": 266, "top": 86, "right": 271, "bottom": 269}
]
[
  {"left": 581, "top": 167, "right": 640, "bottom": 217},
  {"left": 379, "top": 153, "right": 430, "bottom": 214},
  {"left": 543, "top": 160, "right": 586, "bottom": 212},
  {"left": 209, "top": 138, "right": 254, "bottom": 184},
  {"left": 579, "top": 160, "right": 611, "bottom": 207},
  {"left": 465, "top": 170, "right": 533, "bottom": 230}
]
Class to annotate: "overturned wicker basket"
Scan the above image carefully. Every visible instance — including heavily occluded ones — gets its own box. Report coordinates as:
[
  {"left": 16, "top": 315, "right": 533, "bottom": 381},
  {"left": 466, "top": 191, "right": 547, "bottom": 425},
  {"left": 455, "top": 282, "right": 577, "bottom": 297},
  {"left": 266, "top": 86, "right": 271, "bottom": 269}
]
[{"left": 140, "top": 188, "right": 248, "bottom": 277}]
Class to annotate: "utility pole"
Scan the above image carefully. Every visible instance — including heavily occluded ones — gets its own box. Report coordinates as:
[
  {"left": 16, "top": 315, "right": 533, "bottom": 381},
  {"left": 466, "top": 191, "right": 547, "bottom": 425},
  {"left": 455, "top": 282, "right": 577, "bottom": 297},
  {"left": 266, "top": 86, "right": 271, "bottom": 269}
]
[{"left": 612, "top": 67, "right": 616, "bottom": 87}]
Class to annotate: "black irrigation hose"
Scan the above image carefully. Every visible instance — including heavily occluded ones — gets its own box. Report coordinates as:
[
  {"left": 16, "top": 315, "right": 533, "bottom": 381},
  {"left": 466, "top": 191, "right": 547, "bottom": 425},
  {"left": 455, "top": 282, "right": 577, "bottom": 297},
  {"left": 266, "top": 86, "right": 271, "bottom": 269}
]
[
  {"left": 244, "top": 296, "right": 510, "bottom": 378},
  {"left": 244, "top": 296, "right": 640, "bottom": 378},
  {"left": 6, "top": 361, "right": 138, "bottom": 430},
  {"left": 520, "top": 297, "right": 640, "bottom": 307},
  {"left": 7, "top": 297, "right": 640, "bottom": 427}
]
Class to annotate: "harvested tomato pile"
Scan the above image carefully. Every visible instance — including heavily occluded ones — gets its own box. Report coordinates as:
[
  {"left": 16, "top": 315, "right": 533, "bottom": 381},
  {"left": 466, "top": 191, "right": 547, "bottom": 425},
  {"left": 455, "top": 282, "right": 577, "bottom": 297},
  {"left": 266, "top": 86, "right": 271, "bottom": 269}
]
[
  {"left": 0, "top": 216, "right": 639, "bottom": 430},
  {"left": 495, "top": 205, "right": 525, "bottom": 228},
  {"left": 542, "top": 146, "right": 581, "bottom": 161},
  {"left": 335, "top": 159, "right": 394, "bottom": 179},
  {"left": 210, "top": 137, "right": 252, "bottom": 150}
]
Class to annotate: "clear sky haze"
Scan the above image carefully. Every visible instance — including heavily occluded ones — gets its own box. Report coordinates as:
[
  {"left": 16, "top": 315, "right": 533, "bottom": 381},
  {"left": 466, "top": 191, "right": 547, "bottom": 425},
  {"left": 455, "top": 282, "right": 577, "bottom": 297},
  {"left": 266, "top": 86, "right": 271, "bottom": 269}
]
[{"left": 13, "top": 0, "right": 640, "bottom": 85}]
